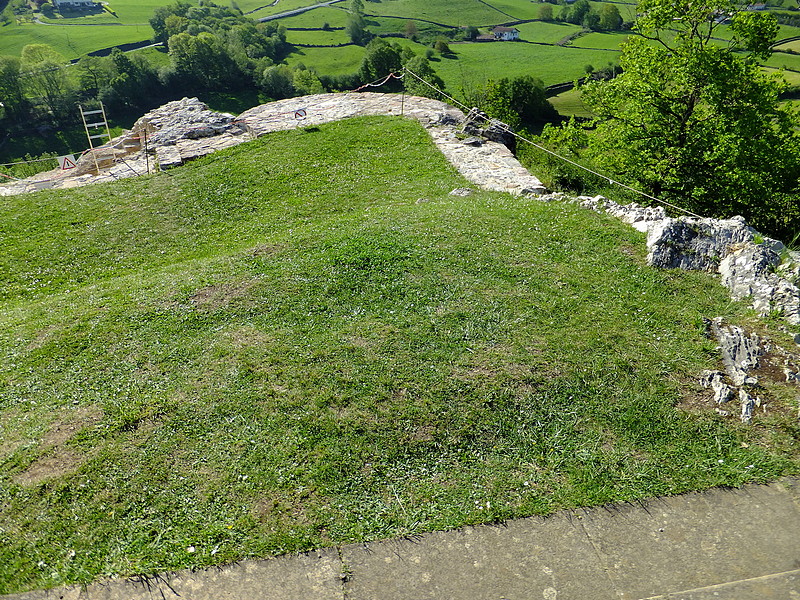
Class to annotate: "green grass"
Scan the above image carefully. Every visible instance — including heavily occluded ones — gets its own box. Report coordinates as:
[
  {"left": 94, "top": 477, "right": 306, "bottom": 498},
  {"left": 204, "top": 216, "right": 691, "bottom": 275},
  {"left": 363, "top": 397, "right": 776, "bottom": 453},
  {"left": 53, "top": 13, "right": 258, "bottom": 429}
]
[
  {"left": 573, "top": 30, "right": 631, "bottom": 50},
  {"left": 432, "top": 42, "right": 621, "bottom": 89},
  {"left": 765, "top": 50, "right": 800, "bottom": 72},
  {"left": 0, "top": 21, "right": 151, "bottom": 59},
  {"left": 1, "top": 115, "right": 798, "bottom": 594},
  {"left": 285, "top": 44, "right": 365, "bottom": 74},
  {"left": 364, "top": 0, "right": 504, "bottom": 26},
  {"left": 515, "top": 21, "right": 584, "bottom": 45},
  {"left": 482, "top": 0, "right": 542, "bottom": 20},
  {"left": 243, "top": 0, "right": 325, "bottom": 18},
  {"left": 275, "top": 5, "right": 351, "bottom": 28},
  {"left": 284, "top": 28, "right": 350, "bottom": 45},
  {"left": 549, "top": 88, "right": 594, "bottom": 118}
]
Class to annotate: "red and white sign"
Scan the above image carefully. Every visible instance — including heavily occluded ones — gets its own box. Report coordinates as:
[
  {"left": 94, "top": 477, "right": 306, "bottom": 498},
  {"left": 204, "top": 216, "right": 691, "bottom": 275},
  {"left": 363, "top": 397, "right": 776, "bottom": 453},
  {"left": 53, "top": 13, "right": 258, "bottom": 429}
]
[
  {"left": 58, "top": 155, "right": 77, "bottom": 171},
  {"left": 294, "top": 108, "right": 307, "bottom": 120}
]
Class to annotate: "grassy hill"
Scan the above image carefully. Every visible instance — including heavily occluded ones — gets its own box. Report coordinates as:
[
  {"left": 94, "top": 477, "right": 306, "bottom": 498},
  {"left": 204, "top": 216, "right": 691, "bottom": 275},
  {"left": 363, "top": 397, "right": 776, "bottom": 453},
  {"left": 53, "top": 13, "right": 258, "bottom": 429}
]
[{"left": 1, "top": 115, "right": 799, "bottom": 594}]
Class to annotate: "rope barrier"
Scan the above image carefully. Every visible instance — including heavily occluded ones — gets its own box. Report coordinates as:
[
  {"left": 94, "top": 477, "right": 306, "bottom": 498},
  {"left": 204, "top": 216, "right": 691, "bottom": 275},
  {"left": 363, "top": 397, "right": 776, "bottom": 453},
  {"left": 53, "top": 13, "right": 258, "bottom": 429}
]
[
  {"left": 0, "top": 156, "right": 61, "bottom": 167},
  {"left": 402, "top": 67, "right": 703, "bottom": 219},
  {"left": 351, "top": 71, "right": 405, "bottom": 92}
]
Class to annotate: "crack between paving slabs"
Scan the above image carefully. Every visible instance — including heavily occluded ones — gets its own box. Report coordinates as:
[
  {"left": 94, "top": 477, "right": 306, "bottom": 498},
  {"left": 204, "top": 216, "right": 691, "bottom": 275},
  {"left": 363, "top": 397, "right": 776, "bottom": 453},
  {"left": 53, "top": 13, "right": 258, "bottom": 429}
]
[{"left": 570, "top": 509, "right": 625, "bottom": 599}]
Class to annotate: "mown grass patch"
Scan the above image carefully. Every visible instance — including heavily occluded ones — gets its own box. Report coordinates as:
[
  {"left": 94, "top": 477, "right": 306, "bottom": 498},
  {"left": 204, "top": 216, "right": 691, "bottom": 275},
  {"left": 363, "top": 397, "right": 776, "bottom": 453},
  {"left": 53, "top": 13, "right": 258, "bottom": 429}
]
[
  {"left": 0, "top": 22, "right": 151, "bottom": 60},
  {"left": 1, "top": 115, "right": 798, "bottom": 594},
  {"left": 364, "top": 0, "right": 502, "bottom": 25},
  {"left": 275, "top": 5, "right": 352, "bottom": 28}
]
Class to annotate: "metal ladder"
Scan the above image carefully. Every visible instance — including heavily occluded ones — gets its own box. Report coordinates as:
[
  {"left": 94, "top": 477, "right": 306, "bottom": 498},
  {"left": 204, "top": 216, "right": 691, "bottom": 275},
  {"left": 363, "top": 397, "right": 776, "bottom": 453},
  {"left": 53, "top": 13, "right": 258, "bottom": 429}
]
[{"left": 79, "top": 103, "right": 112, "bottom": 174}]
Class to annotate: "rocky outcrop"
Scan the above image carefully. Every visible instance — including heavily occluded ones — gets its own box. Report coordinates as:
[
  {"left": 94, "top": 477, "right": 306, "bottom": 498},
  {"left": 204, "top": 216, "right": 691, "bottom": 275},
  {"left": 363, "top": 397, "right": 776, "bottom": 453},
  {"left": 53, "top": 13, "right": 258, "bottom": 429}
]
[
  {"left": 719, "top": 245, "right": 800, "bottom": 326},
  {"left": 699, "top": 318, "right": 800, "bottom": 424},
  {"left": 575, "top": 195, "right": 800, "bottom": 329},
  {"left": 646, "top": 216, "right": 756, "bottom": 272}
]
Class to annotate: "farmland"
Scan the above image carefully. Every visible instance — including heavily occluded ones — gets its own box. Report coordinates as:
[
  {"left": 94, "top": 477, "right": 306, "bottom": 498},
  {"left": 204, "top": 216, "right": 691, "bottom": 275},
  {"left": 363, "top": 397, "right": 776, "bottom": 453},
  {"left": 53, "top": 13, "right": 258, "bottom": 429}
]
[{"left": 4, "top": 0, "right": 800, "bottom": 111}]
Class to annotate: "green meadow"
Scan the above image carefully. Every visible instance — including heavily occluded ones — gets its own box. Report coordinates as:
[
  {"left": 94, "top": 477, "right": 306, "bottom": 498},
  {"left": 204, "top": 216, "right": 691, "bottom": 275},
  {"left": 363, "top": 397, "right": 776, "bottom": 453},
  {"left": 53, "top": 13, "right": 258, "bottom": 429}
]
[{"left": 2, "top": 115, "right": 798, "bottom": 594}]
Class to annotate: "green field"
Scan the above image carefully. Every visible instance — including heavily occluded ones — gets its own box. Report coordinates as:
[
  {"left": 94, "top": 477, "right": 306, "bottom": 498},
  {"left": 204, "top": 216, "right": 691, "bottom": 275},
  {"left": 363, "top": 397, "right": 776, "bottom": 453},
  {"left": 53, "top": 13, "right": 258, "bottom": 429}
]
[
  {"left": 515, "top": 21, "right": 584, "bottom": 44},
  {"left": 284, "top": 28, "right": 351, "bottom": 45},
  {"left": 362, "top": 0, "right": 506, "bottom": 25},
  {"left": 277, "top": 5, "right": 351, "bottom": 28},
  {"left": 244, "top": 0, "right": 330, "bottom": 19},
  {"left": 285, "top": 44, "right": 365, "bottom": 74},
  {"left": 0, "top": 22, "right": 151, "bottom": 59},
  {"left": 2, "top": 115, "right": 798, "bottom": 594},
  {"left": 432, "top": 42, "right": 622, "bottom": 89},
  {"left": 574, "top": 30, "right": 631, "bottom": 50},
  {"left": 549, "top": 88, "right": 594, "bottom": 118},
  {"left": 766, "top": 50, "right": 800, "bottom": 72}
]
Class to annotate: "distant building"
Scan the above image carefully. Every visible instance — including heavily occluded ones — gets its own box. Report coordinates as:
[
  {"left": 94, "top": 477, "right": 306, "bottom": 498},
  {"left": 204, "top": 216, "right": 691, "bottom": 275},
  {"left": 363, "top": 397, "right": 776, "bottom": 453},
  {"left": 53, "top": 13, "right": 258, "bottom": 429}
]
[
  {"left": 475, "top": 33, "right": 497, "bottom": 42},
  {"left": 745, "top": 3, "right": 767, "bottom": 9},
  {"left": 53, "top": 0, "right": 97, "bottom": 9},
  {"left": 491, "top": 26, "right": 520, "bottom": 41}
]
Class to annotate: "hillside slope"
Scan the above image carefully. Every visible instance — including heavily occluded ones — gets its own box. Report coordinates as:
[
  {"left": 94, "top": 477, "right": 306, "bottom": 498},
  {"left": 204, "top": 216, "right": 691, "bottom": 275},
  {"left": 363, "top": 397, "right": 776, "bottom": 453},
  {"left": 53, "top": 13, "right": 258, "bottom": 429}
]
[{"left": 1, "top": 115, "right": 798, "bottom": 594}]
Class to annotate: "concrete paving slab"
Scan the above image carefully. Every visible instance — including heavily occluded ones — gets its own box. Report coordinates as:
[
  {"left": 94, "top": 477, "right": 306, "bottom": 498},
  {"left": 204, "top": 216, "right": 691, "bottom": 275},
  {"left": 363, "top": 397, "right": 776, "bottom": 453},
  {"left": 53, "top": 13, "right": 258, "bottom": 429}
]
[
  {"left": 3, "top": 550, "right": 344, "bottom": 600},
  {"left": 576, "top": 482, "right": 800, "bottom": 600},
  {"left": 641, "top": 569, "right": 800, "bottom": 599},
  {"left": 340, "top": 512, "right": 618, "bottom": 600},
  {"left": 4, "top": 479, "right": 799, "bottom": 600}
]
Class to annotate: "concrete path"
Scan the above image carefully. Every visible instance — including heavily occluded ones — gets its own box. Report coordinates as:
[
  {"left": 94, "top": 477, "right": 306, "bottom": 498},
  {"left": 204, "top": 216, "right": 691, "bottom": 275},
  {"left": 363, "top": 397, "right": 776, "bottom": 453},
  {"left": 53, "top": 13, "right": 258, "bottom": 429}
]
[{"left": 5, "top": 478, "right": 799, "bottom": 600}]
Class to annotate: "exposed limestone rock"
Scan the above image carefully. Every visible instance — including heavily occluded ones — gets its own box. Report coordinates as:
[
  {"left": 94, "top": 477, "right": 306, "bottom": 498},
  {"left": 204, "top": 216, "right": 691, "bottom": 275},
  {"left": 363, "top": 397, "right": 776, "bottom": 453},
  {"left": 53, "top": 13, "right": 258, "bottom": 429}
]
[
  {"left": 461, "top": 108, "right": 515, "bottom": 149},
  {"left": 709, "top": 318, "right": 761, "bottom": 387},
  {"left": 697, "top": 319, "right": 800, "bottom": 424},
  {"left": 579, "top": 195, "right": 800, "bottom": 330},
  {"left": 575, "top": 196, "right": 666, "bottom": 233},
  {"left": 646, "top": 216, "right": 756, "bottom": 272},
  {"left": 719, "top": 245, "right": 800, "bottom": 325},
  {"left": 699, "top": 370, "right": 734, "bottom": 406}
]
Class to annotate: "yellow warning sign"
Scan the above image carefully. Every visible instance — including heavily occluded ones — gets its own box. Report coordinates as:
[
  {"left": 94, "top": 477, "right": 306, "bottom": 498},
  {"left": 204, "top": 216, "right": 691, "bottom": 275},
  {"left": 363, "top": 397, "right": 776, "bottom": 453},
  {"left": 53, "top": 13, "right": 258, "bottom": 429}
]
[{"left": 58, "top": 155, "right": 77, "bottom": 171}]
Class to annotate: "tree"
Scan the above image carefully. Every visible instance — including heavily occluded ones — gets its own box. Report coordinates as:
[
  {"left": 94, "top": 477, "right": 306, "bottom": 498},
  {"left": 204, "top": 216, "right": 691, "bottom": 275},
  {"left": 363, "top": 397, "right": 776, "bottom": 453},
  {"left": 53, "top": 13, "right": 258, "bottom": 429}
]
[
  {"left": 464, "top": 25, "right": 479, "bottom": 40},
  {"left": 597, "top": 4, "right": 622, "bottom": 31},
  {"left": 346, "top": 13, "right": 371, "bottom": 45},
  {"left": 292, "top": 67, "right": 324, "bottom": 95},
  {"left": 576, "top": 0, "right": 800, "bottom": 237},
  {"left": 0, "top": 56, "right": 28, "bottom": 120},
  {"left": 150, "top": 2, "right": 191, "bottom": 43},
  {"left": 404, "top": 19, "right": 417, "bottom": 39},
  {"left": 20, "top": 44, "right": 75, "bottom": 120},
  {"left": 433, "top": 38, "right": 451, "bottom": 54},
  {"left": 562, "top": 0, "right": 590, "bottom": 25},
  {"left": 403, "top": 55, "right": 446, "bottom": 99},
  {"left": 538, "top": 4, "right": 553, "bottom": 21},
  {"left": 358, "top": 38, "right": 402, "bottom": 86},
  {"left": 167, "top": 31, "right": 240, "bottom": 90},
  {"left": 483, "top": 75, "right": 557, "bottom": 129},
  {"left": 260, "top": 64, "right": 294, "bottom": 99}
]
